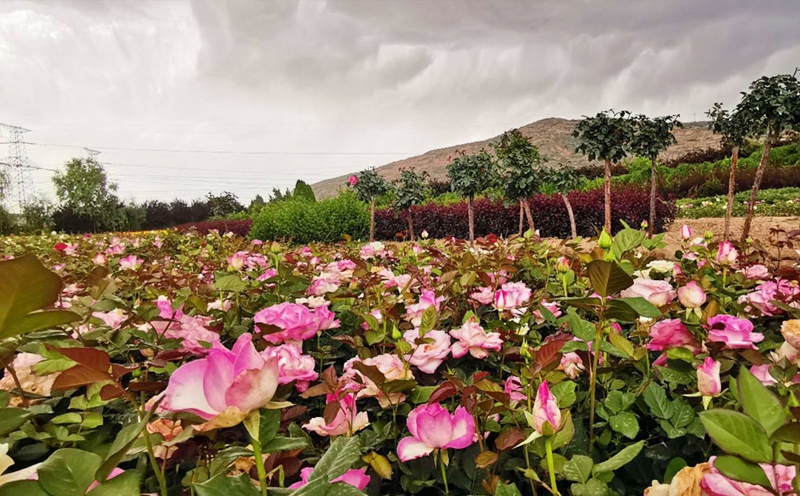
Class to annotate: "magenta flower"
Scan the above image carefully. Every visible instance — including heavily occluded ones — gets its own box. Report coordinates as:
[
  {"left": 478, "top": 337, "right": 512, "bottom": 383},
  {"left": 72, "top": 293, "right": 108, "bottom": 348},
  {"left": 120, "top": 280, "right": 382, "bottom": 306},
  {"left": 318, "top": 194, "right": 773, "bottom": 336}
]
[
  {"left": 532, "top": 382, "right": 561, "bottom": 434},
  {"left": 750, "top": 364, "right": 778, "bottom": 386},
  {"left": 697, "top": 357, "right": 721, "bottom": 397},
  {"left": 739, "top": 279, "right": 800, "bottom": 316},
  {"left": 678, "top": 281, "right": 706, "bottom": 309},
  {"left": 396, "top": 403, "right": 476, "bottom": 461},
  {"left": 404, "top": 328, "right": 451, "bottom": 374},
  {"left": 680, "top": 224, "right": 692, "bottom": 240},
  {"left": 160, "top": 334, "right": 279, "bottom": 427},
  {"left": 261, "top": 344, "right": 318, "bottom": 392},
  {"left": 706, "top": 315, "right": 763, "bottom": 349},
  {"left": 701, "top": 456, "right": 795, "bottom": 496},
  {"left": 449, "top": 318, "right": 503, "bottom": 359},
  {"left": 289, "top": 467, "right": 370, "bottom": 490},
  {"left": 620, "top": 279, "right": 676, "bottom": 307},
  {"left": 405, "top": 290, "right": 445, "bottom": 325},
  {"left": 504, "top": 376, "right": 527, "bottom": 403},
  {"left": 715, "top": 241, "right": 738, "bottom": 265},
  {"left": 254, "top": 302, "right": 340, "bottom": 344},
  {"left": 647, "top": 319, "right": 700, "bottom": 352},
  {"left": 494, "top": 282, "right": 532, "bottom": 311},
  {"left": 348, "top": 175, "right": 359, "bottom": 186},
  {"left": 741, "top": 264, "right": 770, "bottom": 280},
  {"left": 304, "top": 391, "right": 369, "bottom": 437}
]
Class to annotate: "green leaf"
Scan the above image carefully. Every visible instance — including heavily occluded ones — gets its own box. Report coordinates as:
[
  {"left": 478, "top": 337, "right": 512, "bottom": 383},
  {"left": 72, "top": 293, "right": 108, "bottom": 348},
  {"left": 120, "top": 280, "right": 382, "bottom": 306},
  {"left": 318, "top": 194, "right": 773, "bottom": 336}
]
[
  {"left": 262, "top": 436, "right": 309, "bottom": 453},
  {"left": 642, "top": 383, "right": 673, "bottom": 419},
  {"left": 87, "top": 470, "right": 141, "bottom": 496},
  {"left": 769, "top": 422, "right": 800, "bottom": 444},
  {"left": 586, "top": 260, "right": 633, "bottom": 298},
  {"left": 326, "top": 482, "right": 368, "bottom": 496},
  {"left": 214, "top": 273, "right": 248, "bottom": 292},
  {"left": 96, "top": 405, "right": 157, "bottom": 481},
  {"left": 0, "top": 407, "right": 31, "bottom": 437},
  {"left": 419, "top": 305, "right": 437, "bottom": 334},
  {"left": 713, "top": 456, "right": 771, "bottom": 488},
  {"left": 564, "top": 310, "right": 596, "bottom": 341},
  {"left": 0, "top": 255, "right": 80, "bottom": 339},
  {"left": 37, "top": 448, "right": 103, "bottom": 496},
  {"left": 311, "top": 436, "right": 361, "bottom": 481},
  {"left": 195, "top": 473, "right": 261, "bottom": 496},
  {"left": 737, "top": 366, "right": 786, "bottom": 436},
  {"left": 290, "top": 478, "right": 330, "bottom": 496},
  {"left": 0, "top": 481, "right": 49, "bottom": 496},
  {"left": 563, "top": 455, "right": 594, "bottom": 483},
  {"left": 495, "top": 481, "right": 523, "bottom": 496},
  {"left": 51, "top": 412, "right": 83, "bottom": 424},
  {"left": 609, "top": 411, "right": 639, "bottom": 439},
  {"left": 258, "top": 409, "right": 281, "bottom": 446},
  {"left": 616, "top": 297, "right": 661, "bottom": 318},
  {"left": 664, "top": 458, "right": 687, "bottom": 483},
  {"left": 608, "top": 333, "right": 634, "bottom": 358},
  {"left": 592, "top": 441, "right": 644, "bottom": 475},
  {"left": 571, "top": 478, "right": 610, "bottom": 496},
  {"left": 409, "top": 386, "right": 437, "bottom": 404},
  {"left": 699, "top": 410, "right": 772, "bottom": 462},
  {"left": 611, "top": 228, "right": 646, "bottom": 258}
]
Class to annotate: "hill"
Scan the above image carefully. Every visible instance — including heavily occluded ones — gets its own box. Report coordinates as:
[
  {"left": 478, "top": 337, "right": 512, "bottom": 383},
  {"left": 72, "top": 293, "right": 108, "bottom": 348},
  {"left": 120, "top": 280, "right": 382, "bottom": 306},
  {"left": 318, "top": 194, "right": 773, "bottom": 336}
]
[{"left": 311, "top": 117, "right": 721, "bottom": 198}]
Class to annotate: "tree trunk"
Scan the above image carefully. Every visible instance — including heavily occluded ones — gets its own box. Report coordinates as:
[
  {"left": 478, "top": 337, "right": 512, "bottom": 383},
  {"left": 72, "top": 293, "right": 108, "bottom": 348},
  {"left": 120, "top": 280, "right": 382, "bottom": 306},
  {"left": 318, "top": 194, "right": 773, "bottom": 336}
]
[
  {"left": 523, "top": 199, "right": 535, "bottom": 233},
  {"left": 648, "top": 157, "right": 657, "bottom": 238},
  {"left": 518, "top": 200, "right": 524, "bottom": 236},
  {"left": 604, "top": 158, "right": 612, "bottom": 233},
  {"left": 407, "top": 211, "right": 415, "bottom": 242},
  {"left": 741, "top": 139, "right": 772, "bottom": 242},
  {"left": 468, "top": 196, "right": 475, "bottom": 248},
  {"left": 369, "top": 198, "right": 375, "bottom": 242},
  {"left": 562, "top": 193, "right": 577, "bottom": 240},
  {"left": 723, "top": 146, "right": 739, "bottom": 241}
]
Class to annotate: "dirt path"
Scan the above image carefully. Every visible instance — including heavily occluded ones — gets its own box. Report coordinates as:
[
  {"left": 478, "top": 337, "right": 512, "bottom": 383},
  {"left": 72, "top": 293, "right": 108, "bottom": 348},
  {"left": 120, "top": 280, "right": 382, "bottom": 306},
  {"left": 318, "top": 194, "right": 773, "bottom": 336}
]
[{"left": 661, "top": 216, "right": 800, "bottom": 258}]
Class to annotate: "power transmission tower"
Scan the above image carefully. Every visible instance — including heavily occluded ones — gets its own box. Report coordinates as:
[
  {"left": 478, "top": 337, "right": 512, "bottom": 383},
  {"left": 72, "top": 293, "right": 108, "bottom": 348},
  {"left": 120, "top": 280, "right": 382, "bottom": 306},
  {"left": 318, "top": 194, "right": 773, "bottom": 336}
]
[{"left": 0, "top": 123, "right": 36, "bottom": 211}]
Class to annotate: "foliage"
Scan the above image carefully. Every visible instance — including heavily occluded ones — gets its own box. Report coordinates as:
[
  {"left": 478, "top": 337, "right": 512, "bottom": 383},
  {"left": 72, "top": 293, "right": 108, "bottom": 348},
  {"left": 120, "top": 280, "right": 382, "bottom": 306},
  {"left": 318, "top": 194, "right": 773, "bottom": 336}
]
[
  {"left": 352, "top": 168, "right": 392, "bottom": 202},
  {"left": 293, "top": 181, "right": 317, "bottom": 203},
  {"left": 391, "top": 170, "right": 428, "bottom": 212},
  {"left": 176, "top": 218, "right": 254, "bottom": 237},
  {"left": 629, "top": 115, "right": 681, "bottom": 161},
  {"left": 734, "top": 73, "right": 800, "bottom": 140},
  {"left": 493, "top": 130, "right": 544, "bottom": 201},
  {"left": 572, "top": 110, "right": 635, "bottom": 163},
  {"left": 707, "top": 102, "right": 750, "bottom": 148},
  {"left": 206, "top": 191, "right": 245, "bottom": 218},
  {"left": 676, "top": 187, "right": 800, "bottom": 218},
  {"left": 51, "top": 158, "right": 122, "bottom": 232},
  {"left": 446, "top": 150, "right": 495, "bottom": 200},
  {"left": 250, "top": 190, "right": 368, "bottom": 243}
]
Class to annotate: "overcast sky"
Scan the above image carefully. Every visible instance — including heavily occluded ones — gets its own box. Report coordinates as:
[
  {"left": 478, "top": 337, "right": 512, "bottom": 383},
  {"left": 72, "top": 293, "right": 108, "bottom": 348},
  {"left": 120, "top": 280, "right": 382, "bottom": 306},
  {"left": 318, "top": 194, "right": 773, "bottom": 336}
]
[{"left": 1, "top": 0, "right": 800, "bottom": 205}]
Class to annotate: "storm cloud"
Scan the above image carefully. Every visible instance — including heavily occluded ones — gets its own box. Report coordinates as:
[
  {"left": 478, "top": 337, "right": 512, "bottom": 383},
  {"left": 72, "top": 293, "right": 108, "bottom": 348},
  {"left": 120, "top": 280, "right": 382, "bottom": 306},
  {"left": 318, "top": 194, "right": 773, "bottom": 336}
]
[{"left": 1, "top": 0, "right": 799, "bottom": 202}]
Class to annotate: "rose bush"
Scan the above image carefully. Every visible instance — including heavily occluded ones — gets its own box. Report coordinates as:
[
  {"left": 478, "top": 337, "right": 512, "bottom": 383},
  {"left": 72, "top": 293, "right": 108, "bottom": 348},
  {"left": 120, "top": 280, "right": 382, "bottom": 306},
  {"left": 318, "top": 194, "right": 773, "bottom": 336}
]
[{"left": 0, "top": 224, "right": 798, "bottom": 495}]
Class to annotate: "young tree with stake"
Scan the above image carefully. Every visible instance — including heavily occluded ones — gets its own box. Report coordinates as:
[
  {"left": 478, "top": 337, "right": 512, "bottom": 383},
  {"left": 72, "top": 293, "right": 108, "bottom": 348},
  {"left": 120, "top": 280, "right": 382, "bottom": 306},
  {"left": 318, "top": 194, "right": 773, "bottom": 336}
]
[
  {"left": 706, "top": 102, "right": 751, "bottom": 241},
  {"left": 493, "top": 129, "right": 544, "bottom": 235},
  {"left": 446, "top": 150, "right": 495, "bottom": 247},
  {"left": 351, "top": 168, "right": 392, "bottom": 242},
  {"left": 573, "top": 110, "right": 634, "bottom": 233},
  {"left": 629, "top": 114, "right": 682, "bottom": 238},
  {"left": 734, "top": 73, "right": 800, "bottom": 241},
  {"left": 392, "top": 169, "right": 428, "bottom": 242}
]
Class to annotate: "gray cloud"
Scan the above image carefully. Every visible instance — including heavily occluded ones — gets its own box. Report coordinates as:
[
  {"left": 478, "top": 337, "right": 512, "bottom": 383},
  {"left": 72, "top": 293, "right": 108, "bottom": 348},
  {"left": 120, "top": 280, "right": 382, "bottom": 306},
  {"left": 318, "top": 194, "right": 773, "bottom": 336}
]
[{"left": 1, "top": 0, "right": 799, "bottom": 203}]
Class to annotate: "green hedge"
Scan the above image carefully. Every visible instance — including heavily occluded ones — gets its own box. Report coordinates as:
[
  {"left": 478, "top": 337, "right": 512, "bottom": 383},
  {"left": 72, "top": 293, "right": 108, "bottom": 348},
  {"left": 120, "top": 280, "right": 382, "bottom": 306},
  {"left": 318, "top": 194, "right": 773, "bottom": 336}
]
[{"left": 249, "top": 191, "right": 368, "bottom": 243}]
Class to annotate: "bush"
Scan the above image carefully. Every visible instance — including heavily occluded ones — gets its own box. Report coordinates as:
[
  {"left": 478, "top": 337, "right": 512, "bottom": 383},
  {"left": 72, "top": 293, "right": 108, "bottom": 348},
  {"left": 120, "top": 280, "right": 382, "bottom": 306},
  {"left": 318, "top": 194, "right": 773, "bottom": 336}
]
[
  {"left": 175, "top": 218, "right": 253, "bottom": 237},
  {"left": 250, "top": 191, "right": 368, "bottom": 243},
  {"left": 375, "top": 187, "right": 675, "bottom": 239}
]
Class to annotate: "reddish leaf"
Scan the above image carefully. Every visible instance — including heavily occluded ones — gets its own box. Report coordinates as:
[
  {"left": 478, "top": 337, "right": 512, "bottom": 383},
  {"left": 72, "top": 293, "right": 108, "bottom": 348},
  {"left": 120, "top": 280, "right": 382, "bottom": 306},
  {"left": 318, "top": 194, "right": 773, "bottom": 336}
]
[
  {"left": 111, "top": 363, "right": 138, "bottom": 379},
  {"left": 48, "top": 345, "right": 110, "bottom": 372},
  {"left": 475, "top": 451, "right": 498, "bottom": 469},
  {"left": 428, "top": 381, "right": 457, "bottom": 405},
  {"left": 495, "top": 428, "right": 525, "bottom": 451},
  {"left": 99, "top": 383, "right": 125, "bottom": 400},
  {"left": 127, "top": 381, "right": 167, "bottom": 392},
  {"left": 472, "top": 371, "right": 490, "bottom": 382},
  {"left": 323, "top": 401, "right": 341, "bottom": 425},
  {"left": 352, "top": 361, "right": 386, "bottom": 388},
  {"left": 52, "top": 364, "right": 110, "bottom": 390},
  {"left": 535, "top": 335, "right": 571, "bottom": 368},
  {"left": 321, "top": 365, "right": 338, "bottom": 387},
  {"left": 301, "top": 382, "right": 333, "bottom": 398}
]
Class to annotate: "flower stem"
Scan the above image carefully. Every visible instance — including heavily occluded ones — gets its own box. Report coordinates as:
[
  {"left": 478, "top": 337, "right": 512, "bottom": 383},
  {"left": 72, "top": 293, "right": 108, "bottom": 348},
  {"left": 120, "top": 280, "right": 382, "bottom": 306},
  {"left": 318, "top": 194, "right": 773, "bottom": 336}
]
[
  {"left": 251, "top": 438, "right": 269, "bottom": 496},
  {"left": 143, "top": 429, "right": 169, "bottom": 496},
  {"left": 545, "top": 437, "right": 559, "bottom": 496},
  {"left": 440, "top": 451, "right": 449, "bottom": 494}
]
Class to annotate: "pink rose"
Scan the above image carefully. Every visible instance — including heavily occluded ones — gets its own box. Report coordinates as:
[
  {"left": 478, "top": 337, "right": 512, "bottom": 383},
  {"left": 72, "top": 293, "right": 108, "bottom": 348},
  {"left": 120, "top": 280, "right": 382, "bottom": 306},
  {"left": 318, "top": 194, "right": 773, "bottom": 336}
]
[
  {"left": 470, "top": 287, "right": 495, "bottom": 305},
  {"left": 307, "top": 275, "right": 340, "bottom": 296},
  {"left": 348, "top": 175, "right": 359, "bottom": 186},
  {"left": 701, "top": 456, "right": 795, "bottom": 496},
  {"left": 227, "top": 252, "right": 246, "bottom": 271},
  {"left": 160, "top": 334, "right": 279, "bottom": 424},
  {"left": 739, "top": 279, "right": 800, "bottom": 316},
  {"left": 93, "top": 309, "right": 127, "bottom": 329},
  {"left": 261, "top": 344, "right": 318, "bottom": 392},
  {"left": 750, "top": 364, "right": 777, "bottom": 386},
  {"left": 119, "top": 255, "right": 142, "bottom": 270},
  {"left": 559, "top": 352, "right": 585, "bottom": 379},
  {"left": 343, "top": 353, "right": 413, "bottom": 408},
  {"left": 741, "top": 264, "right": 770, "bottom": 280},
  {"left": 449, "top": 318, "right": 503, "bottom": 359},
  {"left": 678, "top": 281, "right": 706, "bottom": 309},
  {"left": 620, "top": 279, "right": 676, "bottom": 307},
  {"left": 532, "top": 382, "right": 561, "bottom": 434},
  {"left": 647, "top": 319, "right": 700, "bottom": 353},
  {"left": 533, "top": 300, "right": 562, "bottom": 324},
  {"left": 254, "top": 303, "right": 339, "bottom": 344},
  {"left": 304, "top": 391, "right": 369, "bottom": 437},
  {"left": 680, "top": 224, "right": 692, "bottom": 240},
  {"left": 396, "top": 403, "right": 475, "bottom": 461},
  {"left": 404, "top": 328, "right": 451, "bottom": 374},
  {"left": 289, "top": 467, "right": 370, "bottom": 490},
  {"left": 405, "top": 290, "right": 445, "bottom": 325},
  {"left": 494, "top": 281, "right": 532, "bottom": 311},
  {"left": 697, "top": 357, "right": 721, "bottom": 396},
  {"left": 715, "top": 241, "right": 738, "bottom": 266},
  {"left": 706, "top": 315, "right": 763, "bottom": 349}
]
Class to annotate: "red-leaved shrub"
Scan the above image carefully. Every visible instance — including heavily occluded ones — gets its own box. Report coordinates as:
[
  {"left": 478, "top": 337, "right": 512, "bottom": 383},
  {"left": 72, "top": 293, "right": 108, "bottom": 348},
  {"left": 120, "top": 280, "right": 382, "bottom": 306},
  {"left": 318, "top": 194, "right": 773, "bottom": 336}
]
[
  {"left": 375, "top": 187, "right": 675, "bottom": 240},
  {"left": 175, "top": 219, "right": 253, "bottom": 237}
]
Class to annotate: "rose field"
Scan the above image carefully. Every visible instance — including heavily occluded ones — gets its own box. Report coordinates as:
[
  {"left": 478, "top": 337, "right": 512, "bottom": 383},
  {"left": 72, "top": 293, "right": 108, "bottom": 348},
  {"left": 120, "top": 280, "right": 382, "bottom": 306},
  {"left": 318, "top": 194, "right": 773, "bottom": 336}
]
[{"left": 0, "top": 224, "right": 798, "bottom": 496}]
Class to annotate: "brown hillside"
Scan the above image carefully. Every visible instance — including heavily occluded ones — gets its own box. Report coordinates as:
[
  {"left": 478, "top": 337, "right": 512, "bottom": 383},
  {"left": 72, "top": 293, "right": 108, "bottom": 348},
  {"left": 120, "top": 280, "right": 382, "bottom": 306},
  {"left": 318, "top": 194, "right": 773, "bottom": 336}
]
[{"left": 311, "top": 117, "right": 721, "bottom": 198}]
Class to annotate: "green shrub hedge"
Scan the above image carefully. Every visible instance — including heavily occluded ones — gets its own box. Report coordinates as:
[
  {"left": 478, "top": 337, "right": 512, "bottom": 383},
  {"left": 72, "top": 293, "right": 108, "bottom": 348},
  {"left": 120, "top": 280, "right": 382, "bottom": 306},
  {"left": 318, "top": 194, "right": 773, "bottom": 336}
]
[{"left": 249, "top": 191, "right": 368, "bottom": 243}]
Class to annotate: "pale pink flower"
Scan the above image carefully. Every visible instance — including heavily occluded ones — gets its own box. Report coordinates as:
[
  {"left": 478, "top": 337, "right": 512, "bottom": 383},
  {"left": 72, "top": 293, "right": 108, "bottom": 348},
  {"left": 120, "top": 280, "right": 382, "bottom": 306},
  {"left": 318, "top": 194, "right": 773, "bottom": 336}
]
[
  {"left": 470, "top": 287, "right": 495, "bottom": 305},
  {"left": 396, "top": 403, "right": 475, "bottom": 461},
  {"left": 359, "top": 241, "right": 385, "bottom": 259},
  {"left": 405, "top": 290, "right": 445, "bottom": 326},
  {"left": 715, "top": 241, "right": 738, "bottom": 266},
  {"left": 560, "top": 352, "right": 585, "bottom": 379},
  {"left": 706, "top": 315, "right": 763, "bottom": 349},
  {"left": 741, "top": 264, "right": 770, "bottom": 280},
  {"left": 680, "top": 224, "right": 692, "bottom": 240},
  {"left": 494, "top": 282, "right": 532, "bottom": 311},
  {"left": 504, "top": 376, "right": 527, "bottom": 403},
  {"left": 261, "top": 344, "right": 318, "bottom": 392},
  {"left": 119, "top": 255, "right": 142, "bottom": 270},
  {"left": 343, "top": 354, "right": 413, "bottom": 408},
  {"left": 449, "top": 318, "right": 503, "bottom": 359},
  {"left": 750, "top": 365, "right": 777, "bottom": 386},
  {"left": 227, "top": 252, "right": 247, "bottom": 271},
  {"left": 93, "top": 309, "right": 127, "bottom": 329},
  {"left": 532, "top": 382, "right": 561, "bottom": 434},
  {"left": 678, "top": 281, "right": 706, "bottom": 308},
  {"left": 701, "top": 456, "right": 795, "bottom": 496},
  {"left": 533, "top": 300, "right": 562, "bottom": 324},
  {"left": 404, "top": 328, "right": 451, "bottom": 374},
  {"left": 307, "top": 275, "right": 340, "bottom": 296},
  {"left": 254, "top": 303, "right": 339, "bottom": 344},
  {"left": 289, "top": 467, "right": 369, "bottom": 490},
  {"left": 207, "top": 299, "right": 232, "bottom": 312},
  {"left": 304, "top": 391, "right": 369, "bottom": 437},
  {"left": 620, "top": 279, "right": 676, "bottom": 306},
  {"left": 93, "top": 253, "right": 107, "bottom": 265},
  {"left": 697, "top": 357, "right": 721, "bottom": 396},
  {"left": 160, "top": 334, "right": 279, "bottom": 424},
  {"left": 647, "top": 319, "right": 700, "bottom": 353}
]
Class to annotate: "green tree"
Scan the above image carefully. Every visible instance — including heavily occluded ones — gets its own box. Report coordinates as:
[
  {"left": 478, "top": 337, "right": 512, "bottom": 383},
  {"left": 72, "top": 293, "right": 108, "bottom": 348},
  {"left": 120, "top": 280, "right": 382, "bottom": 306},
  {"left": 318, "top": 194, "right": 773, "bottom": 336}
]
[
  {"left": 352, "top": 168, "right": 392, "bottom": 242},
  {"left": 248, "top": 194, "right": 267, "bottom": 214},
  {"left": 541, "top": 167, "right": 586, "bottom": 240},
  {"left": 707, "top": 102, "right": 752, "bottom": 240},
  {"left": 392, "top": 169, "right": 428, "bottom": 241},
  {"left": 293, "top": 180, "right": 317, "bottom": 203},
  {"left": 629, "top": 114, "right": 682, "bottom": 237},
  {"left": 206, "top": 191, "right": 244, "bottom": 218},
  {"left": 51, "top": 157, "right": 121, "bottom": 232},
  {"left": 734, "top": 73, "right": 800, "bottom": 241},
  {"left": 21, "top": 197, "right": 54, "bottom": 233},
  {"left": 446, "top": 150, "right": 494, "bottom": 246},
  {"left": 573, "top": 110, "right": 635, "bottom": 233},
  {"left": 493, "top": 129, "right": 544, "bottom": 235}
]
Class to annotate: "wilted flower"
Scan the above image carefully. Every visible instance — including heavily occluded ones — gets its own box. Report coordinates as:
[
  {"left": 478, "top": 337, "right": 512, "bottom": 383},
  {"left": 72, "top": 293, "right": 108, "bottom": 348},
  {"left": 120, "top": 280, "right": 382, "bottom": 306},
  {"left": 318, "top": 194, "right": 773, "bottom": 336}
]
[
  {"left": 697, "top": 357, "right": 721, "bottom": 397},
  {"left": 706, "top": 315, "right": 763, "bottom": 349},
  {"left": 396, "top": 403, "right": 475, "bottom": 461},
  {"left": 532, "top": 382, "right": 561, "bottom": 434},
  {"left": 560, "top": 352, "right": 585, "bottom": 379}
]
